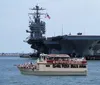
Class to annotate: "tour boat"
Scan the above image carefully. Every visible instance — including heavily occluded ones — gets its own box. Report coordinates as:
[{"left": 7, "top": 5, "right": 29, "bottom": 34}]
[{"left": 17, "top": 54, "right": 87, "bottom": 76}]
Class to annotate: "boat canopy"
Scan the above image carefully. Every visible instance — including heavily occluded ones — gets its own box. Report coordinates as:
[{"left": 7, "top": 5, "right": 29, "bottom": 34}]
[
  {"left": 40, "top": 54, "right": 70, "bottom": 58},
  {"left": 40, "top": 53, "right": 48, "bottom": 57},
  {"left": 47, "top": 54, "right": 70, "bottom": 58}
]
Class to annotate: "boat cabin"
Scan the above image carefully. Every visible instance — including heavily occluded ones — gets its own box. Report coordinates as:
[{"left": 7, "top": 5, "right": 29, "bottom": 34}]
[{"left": 37, "top": 54, "right": 87, "bottom": 71}]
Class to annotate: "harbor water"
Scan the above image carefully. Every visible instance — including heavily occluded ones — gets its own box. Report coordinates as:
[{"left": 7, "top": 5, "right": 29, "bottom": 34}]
[{"left": 0, "top": 57, "right": 100, "bottom": 85}]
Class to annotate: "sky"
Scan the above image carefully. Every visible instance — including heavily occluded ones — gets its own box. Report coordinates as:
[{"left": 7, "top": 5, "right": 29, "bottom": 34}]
[{"left": 0, "top": 0, "right": 100, "bottom": 53}]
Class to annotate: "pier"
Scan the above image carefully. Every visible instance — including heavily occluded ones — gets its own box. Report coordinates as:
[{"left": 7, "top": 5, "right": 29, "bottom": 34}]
[{"left": 0, "top": 53, "right": 30, "bottom": 57}]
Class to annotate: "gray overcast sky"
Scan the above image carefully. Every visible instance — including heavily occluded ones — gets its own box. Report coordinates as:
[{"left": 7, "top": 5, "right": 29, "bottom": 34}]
[{"left": 0, "top": 0, "right": 100, "bottom": 53}]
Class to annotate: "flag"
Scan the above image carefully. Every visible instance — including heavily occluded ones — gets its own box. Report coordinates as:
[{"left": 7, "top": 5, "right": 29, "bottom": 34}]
[{"left": 45, "top": 13, "right": 50, "bottom": 19}]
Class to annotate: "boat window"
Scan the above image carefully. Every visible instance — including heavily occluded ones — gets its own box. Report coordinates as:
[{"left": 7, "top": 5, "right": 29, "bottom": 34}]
[
  {"left": 49, "top": 57, "right": 53, "bottom": 60},
  {"left": 71, "top": 65, "right": 78, "bottom": 68},
  {"left": 53, "top": 64, "right": 55, "bottom": 68},
  {"left": 79, "top": 65, "right": 86, "bottom": 68},
  {"left": 53, "top": 64, "right": 61, "bottom": 68},
  {"left": 46, "top": 65, "right": 50, "bottom": 67},
  {"left": 62, "top": 64, "right": 69, "bottom": 68},
  {"left": 54, "top": 57, "right": 59, "bottom": 60}
]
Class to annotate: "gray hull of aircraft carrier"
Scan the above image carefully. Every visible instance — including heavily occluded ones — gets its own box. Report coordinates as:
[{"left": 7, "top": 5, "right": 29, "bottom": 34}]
[
  {"left": 44, "top": 35, "right": 100, "bottom": 60},
  {"left": 28, "top": 34, "right": 100, "bottom": 60},
  {"left": 25, "top": 5, "right": 100, "bottom": 60}
]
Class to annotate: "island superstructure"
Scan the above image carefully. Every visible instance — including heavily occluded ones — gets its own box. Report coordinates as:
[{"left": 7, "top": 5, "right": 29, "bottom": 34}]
[{"left": 25, "top": 5, "right": 100, "bottom": 59}]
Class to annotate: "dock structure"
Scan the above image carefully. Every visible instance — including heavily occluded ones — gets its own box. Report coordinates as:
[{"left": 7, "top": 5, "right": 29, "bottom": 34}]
[{"left": 0, "top": 53, "right": 28, "bottom": 57}]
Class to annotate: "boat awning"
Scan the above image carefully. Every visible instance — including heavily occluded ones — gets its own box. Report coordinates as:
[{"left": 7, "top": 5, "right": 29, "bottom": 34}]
[
  {"left": 47, "top": 54, "right": 70, "bottom": 58},
  {"left": 40, "top": 53, "right": 48, "bottom": 57}
]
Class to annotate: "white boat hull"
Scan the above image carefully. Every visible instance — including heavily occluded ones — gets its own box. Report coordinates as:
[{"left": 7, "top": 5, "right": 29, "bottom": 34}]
[{"left": 18, "top": 68, "right": 87, "bottom": 76}]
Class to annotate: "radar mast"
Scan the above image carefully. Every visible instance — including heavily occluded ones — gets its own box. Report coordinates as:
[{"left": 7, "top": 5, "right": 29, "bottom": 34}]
[{"left": 27, "top": 5, "right": 46, "bottom": 39}]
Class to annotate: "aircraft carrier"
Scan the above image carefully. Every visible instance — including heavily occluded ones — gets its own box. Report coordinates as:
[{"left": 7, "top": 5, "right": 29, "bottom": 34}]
[{"left": 25, "top": 5, "right": 100, "bottom": 60}]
